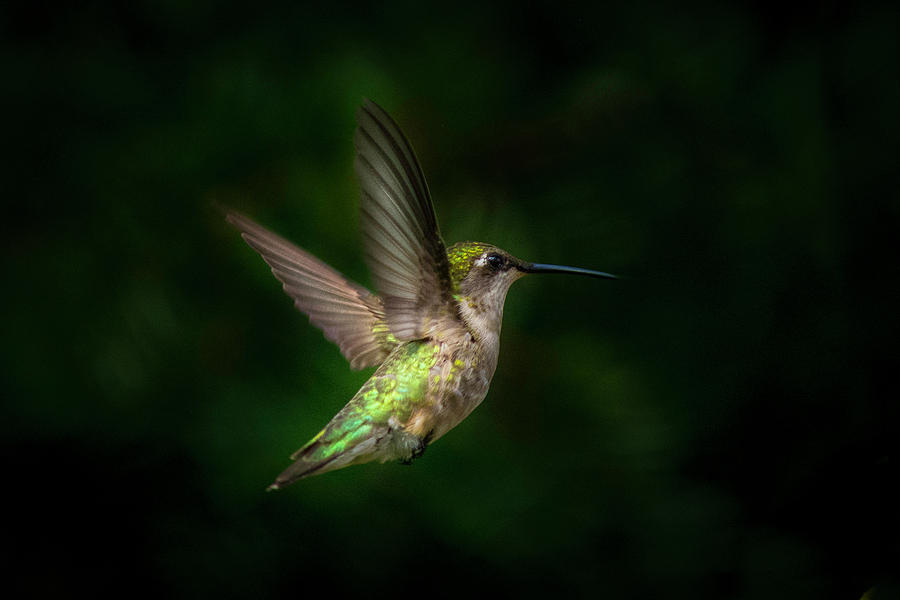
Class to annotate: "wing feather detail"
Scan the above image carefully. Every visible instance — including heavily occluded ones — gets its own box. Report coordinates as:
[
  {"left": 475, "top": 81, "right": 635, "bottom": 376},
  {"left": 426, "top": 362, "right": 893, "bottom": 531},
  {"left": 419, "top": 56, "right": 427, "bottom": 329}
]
[
  {"left": 226, "top": 211, "right": 396, "bottom": 369},
  {"left": 353, "top": 99, "right": 453, "bottom": 340}
]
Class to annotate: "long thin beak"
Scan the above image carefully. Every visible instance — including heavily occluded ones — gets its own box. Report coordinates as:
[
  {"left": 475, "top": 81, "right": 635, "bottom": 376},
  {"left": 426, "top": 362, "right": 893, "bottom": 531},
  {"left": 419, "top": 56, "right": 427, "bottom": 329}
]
[{"left": 519, "top": 263, "right": 618, "bottom": 280}]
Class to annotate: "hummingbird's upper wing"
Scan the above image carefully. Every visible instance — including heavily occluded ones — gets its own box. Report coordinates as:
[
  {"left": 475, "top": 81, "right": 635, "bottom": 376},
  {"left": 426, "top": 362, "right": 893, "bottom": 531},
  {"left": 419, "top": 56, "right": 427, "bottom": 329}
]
[
  {"left": 354, "top": 99, "right": 454, "bottom": 340},
  {"left": 227, "top": 212, "right": 396, "bottom": 370}
]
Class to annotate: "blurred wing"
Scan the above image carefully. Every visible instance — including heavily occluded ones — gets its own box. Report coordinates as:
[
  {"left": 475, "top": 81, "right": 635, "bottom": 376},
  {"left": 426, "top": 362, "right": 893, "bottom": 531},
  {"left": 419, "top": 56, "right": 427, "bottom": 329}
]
[
  {"left": 227, "top": 211, "right": 396, "bottom": 370},
  {"left": 354, "top": 99, "right": 453, "bottom": 340}
]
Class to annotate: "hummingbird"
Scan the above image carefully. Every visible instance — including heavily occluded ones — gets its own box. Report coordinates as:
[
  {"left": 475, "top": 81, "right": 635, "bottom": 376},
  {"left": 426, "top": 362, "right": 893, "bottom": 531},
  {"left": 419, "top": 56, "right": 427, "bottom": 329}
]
[{"left": 227, "top": 99, "right": 616, "bottom": 489}]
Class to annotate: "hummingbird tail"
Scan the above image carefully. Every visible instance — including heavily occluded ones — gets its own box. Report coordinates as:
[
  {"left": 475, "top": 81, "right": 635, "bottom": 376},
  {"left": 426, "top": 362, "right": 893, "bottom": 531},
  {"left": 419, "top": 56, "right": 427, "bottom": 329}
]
[
  {"left": 267, "top": 431, "right": 382, "bottom": 490},
  {"left": 266, "top": 454, "right": 340, "bottom": 491}
]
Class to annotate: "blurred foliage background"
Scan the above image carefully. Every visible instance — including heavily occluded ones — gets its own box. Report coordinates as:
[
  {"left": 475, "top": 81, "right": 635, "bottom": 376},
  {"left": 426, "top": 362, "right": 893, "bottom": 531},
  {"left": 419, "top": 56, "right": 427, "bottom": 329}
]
[{"left": 3, "top": 1, "right": 898, "bottom": 598}]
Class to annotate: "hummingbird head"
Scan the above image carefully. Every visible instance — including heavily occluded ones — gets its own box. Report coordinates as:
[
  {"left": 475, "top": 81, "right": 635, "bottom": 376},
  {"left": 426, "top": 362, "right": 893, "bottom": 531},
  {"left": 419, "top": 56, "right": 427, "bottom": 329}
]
[
  {"left": 447, "top": 242, "right": 528, "bottom": 342},
  {"left": 447, "top": 242, "right": 525, "bottom": 292},
  {"left": 447, "top": 241, "right": 616, "bottom": 341}
]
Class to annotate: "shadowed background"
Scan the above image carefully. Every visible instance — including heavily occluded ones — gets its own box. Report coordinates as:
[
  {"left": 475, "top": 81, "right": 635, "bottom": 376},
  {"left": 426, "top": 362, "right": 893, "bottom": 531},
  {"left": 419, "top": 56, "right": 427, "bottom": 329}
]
[{"left": 3, "top": 1, "right": 898, "bottom": 598}]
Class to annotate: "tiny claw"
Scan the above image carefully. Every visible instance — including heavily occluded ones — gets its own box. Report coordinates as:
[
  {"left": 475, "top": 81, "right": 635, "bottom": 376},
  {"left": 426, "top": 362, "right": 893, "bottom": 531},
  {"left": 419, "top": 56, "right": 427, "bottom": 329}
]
[{"left": 266, "top": 483, "right": 281, "bottom": 492}]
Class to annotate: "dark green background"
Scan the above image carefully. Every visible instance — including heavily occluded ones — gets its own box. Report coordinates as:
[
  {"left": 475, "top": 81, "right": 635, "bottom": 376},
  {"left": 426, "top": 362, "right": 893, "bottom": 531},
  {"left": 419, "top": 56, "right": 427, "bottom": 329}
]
[{"left": 4, "top": 2, "right": 898, "bottom": 598}]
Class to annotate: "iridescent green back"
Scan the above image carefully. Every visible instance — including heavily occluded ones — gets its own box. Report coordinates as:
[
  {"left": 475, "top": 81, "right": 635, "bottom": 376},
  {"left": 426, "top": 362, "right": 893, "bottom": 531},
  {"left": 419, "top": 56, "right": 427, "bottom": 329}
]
[{"left": 297, "top": 341, "right": 440, "bottom": 463}]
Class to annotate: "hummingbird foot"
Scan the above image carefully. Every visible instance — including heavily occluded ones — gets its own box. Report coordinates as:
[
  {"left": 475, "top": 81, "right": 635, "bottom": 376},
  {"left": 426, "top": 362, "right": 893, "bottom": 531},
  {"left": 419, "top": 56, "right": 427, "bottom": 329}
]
[{"left": 399, "top": 429, "right": 434, "bottom": 465}]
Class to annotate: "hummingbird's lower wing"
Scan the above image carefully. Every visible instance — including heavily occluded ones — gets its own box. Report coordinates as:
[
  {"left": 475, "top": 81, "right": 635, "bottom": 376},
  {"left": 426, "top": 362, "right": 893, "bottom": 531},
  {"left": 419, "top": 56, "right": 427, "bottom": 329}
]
[{"left": 227, "top": 211, "right": 398, "bottom": 369}]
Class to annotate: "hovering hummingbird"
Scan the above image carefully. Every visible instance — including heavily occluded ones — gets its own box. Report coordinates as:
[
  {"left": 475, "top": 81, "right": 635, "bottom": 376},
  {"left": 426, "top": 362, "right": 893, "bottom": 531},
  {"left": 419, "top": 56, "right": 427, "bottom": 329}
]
[{"left": 227, "top": 99, "right": 616, "bottom": 489}]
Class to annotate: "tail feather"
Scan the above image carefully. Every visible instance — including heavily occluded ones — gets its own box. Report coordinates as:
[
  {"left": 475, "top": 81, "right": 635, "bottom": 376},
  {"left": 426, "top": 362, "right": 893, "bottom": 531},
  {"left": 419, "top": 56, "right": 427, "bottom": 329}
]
[
  {"left": 266, "top": 434, "right": 381, "bottom": 490},
  {"left": 267, "top": 454, "right": 340, "bottom": 491}
]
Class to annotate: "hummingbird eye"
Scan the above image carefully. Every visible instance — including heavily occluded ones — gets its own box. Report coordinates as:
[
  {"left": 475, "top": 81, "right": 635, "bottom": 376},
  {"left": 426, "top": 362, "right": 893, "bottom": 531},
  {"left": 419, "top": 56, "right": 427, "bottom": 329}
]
[{"left": 485, "top": 253, "right": 505, "bottom": 271}]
